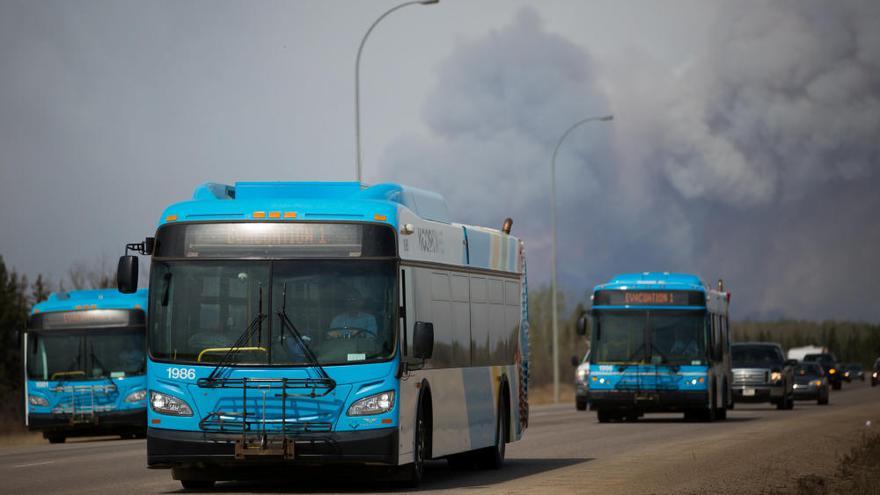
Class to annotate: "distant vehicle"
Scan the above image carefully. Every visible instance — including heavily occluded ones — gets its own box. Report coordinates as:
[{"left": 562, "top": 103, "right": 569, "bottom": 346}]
[
  {"left": 803, "top": 353, "right": 842, "bottom": 390},
  {"left": 571, "top": 351, "right": 590, "bottom": 411},
  {"left": 843, "top": 363, "right": 865, "bottom": 382},
  {"left": 24, "top": 289, "right": 148, "bottom": 444},
  {"left": 787, "top": 345, "right": 828, "bottom": 362},
  {"left": 731, "top": 343, "right": 796, "bottom": 410},
  {"left": 579, "top": 272, "right": 733, "bottom": 423},
  {"left": 872, "top": 358, "right": 880, "bottom": 387},
  {"left": 792, "top": 362, "right": 829, "bottom": 405}
]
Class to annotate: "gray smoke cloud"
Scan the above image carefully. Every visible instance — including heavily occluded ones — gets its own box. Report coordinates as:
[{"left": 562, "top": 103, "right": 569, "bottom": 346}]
[{"left": 379, "top": 2, "right": 880, "bottom": 321}]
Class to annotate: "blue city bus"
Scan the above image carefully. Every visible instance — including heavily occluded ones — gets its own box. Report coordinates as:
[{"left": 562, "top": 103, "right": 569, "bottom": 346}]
[
  {"left": 116, "top": 181, "right": 530, "bottom": 489},
  {"left": 24, "top": 289, "right": 148, "bottom": 443},
  {"left": 577, "top": 272, "right": 732, "bottom": 422}
]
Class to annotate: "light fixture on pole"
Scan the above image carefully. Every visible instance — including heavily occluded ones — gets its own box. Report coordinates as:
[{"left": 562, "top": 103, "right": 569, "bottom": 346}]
[
  {"left": 550, "top": 114, "right": 613, "bottom": 403},
  {"left": 355, "top": 0, "right": 439, "bottom": 184}
]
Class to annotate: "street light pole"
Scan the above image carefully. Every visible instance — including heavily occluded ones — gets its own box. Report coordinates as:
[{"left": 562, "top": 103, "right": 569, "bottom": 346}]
[
  {"left": 355, "top": 0, "right": 439, "bottom": 184},
  {"left": 550, "top": 114, "right": 613, "bottom": 403}
]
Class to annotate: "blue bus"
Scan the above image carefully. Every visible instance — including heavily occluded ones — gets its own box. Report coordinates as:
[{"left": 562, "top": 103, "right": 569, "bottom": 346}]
[
  {"left": 116, "top": 181, "right": 530, "bottom": 489},
  {"left": 24, "top": 289, "right": 148, "bottom": 443},
  {"left": 577, "top": 272, "right": 732, "bottom": 422}
]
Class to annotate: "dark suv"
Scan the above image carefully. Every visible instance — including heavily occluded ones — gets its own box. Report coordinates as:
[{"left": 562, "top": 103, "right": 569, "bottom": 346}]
[
  {"left": 731, "top": 343, "right": 796, "bottom": 410},
  {"left": 803, "top": 353, "right": 842, "bottom": 390}
]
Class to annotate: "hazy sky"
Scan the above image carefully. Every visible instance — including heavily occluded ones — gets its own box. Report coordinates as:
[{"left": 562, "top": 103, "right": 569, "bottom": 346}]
[{"left": 1, "top": 0, "right": 878, "bottom": 321}]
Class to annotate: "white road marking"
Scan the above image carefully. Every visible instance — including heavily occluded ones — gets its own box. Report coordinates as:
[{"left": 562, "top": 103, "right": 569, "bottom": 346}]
[{"left": 12, "top": 460, "right": 55, "bottom": 468}]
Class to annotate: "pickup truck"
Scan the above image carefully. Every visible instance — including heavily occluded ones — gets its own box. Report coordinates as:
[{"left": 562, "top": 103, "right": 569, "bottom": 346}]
[{"left": 731, "top": 342, "right": 796, "bottom": 410}]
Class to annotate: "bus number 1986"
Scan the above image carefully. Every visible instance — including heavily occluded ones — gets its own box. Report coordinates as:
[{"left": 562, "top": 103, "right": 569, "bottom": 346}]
[{"left": 167, "top": 368, "right": 196, "bottom": 380}]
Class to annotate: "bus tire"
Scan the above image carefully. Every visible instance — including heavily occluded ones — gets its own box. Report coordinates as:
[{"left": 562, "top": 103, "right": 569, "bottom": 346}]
[
  {"left": 478, "top": 390, "right": 508, "bottom": 470},
  {"left": 399, "top": 389, "right": 431, "bottom": 486},
  {"left": 47, "top": 434, "right": 65, "bottom": 444},
  {"left": 597, "top": 409, "right": 612, "bottom": 423},
  {"left": 180, "top": 480, "right": 215, "bottom": 491},
  {"left": 716, "top": 383, "right": 728, "bottom": 420},
  {"left": 575, "top": 398, "right": 587, "bottom": 411}
]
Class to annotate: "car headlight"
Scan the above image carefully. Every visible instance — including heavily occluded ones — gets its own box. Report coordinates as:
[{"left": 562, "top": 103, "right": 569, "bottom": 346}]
[
  {"left": 770, "top": 371, "right": 783, "bottom": 382},
  {"left": 873, "top": 372, "right": 878, "bottom": 378},
  {"left": 125, "top": 389, "right": 147, "bottom": 403},
  {"left": 347, "top": 391, "right": 394, "bottom": 416},
  {"left": 28, "top": 395, "right": 49, "bottom": 407},
  {"left": 150, "top": 391, "right": 193, "bottom": 416},
  {"left": 576, "top": 368, "right": 590, "bottom": 383},
  {"left": 829, "top": 368, "right": 836, "bottom": 375},
  {"left": 812, "top": 380, "right": 823, "bottom": 387}
]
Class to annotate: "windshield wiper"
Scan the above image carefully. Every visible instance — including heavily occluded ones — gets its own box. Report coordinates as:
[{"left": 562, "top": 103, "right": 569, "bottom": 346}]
[
  {"left": 275, "top": 283, "right": 334, "bottom": 388},
  {"left": 204, "top": 285, "right": 268, "bottom": 383}
]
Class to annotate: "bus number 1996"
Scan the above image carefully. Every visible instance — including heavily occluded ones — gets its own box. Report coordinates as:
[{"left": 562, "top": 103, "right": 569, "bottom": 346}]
[{"left": 167, "top": 368, "right": 196, "bottom": 380}]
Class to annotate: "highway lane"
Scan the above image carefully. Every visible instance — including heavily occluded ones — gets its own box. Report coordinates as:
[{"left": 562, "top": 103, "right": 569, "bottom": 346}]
[{"left": 1, "top": 383, "right": 877, "bottom": 494}]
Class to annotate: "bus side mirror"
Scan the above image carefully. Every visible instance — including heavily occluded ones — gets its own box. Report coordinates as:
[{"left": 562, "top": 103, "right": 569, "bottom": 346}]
[
  {"left": 117, "top": 256, "right": 139, "bottom": 294},
  {"left": 570, "top": 355, "right": 580, "bottom": 367},
  {"left": 576, "top": 315, "right": 589, "bottom": 336},
  {"left": 413, "top": 321, "right": 434, "bottom": 360}
]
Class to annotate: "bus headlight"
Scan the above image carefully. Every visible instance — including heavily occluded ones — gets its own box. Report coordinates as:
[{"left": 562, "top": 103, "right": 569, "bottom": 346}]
[
  {"left": 576, "top": 368, "right": 590, "bottom": 383},
  {"left": 347, "top": 391, "right": 394, "bottom": 416},
  {"left": 150, "top": 391, "right": 193, "bottom": 416},
  {"left": 125, "top": 389, "right": 147, "bottom": 403},
  {"left": 770, "top": 371, "right": 783, "bottom": 383},
  {"left": 28, "top": 395, "right": 49, "bottom": 407}
]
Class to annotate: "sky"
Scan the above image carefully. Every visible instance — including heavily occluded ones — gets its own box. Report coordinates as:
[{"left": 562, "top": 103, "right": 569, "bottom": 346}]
[{"left": 1, "top": 0, "right": 878, "bottom": 321}]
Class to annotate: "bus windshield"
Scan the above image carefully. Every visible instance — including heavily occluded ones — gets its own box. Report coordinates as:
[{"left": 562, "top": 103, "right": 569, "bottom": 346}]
[
  {"left": 26, "top": 328, "right": 145, "bottom": 381},
  {"left": 593, "top": 310, "right": 707, "bottom": 365},
  {"left": 149, "top": 259, "right": 396, "bottom": 366}
]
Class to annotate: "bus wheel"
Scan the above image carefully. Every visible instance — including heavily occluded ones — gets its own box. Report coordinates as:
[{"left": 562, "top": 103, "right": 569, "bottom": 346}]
[
  {"left": 575, "top": 398, "right": 587, "bottom": 411},
  {"left": 47, "top": 434, "right": 65, "bottom": 444},
  {"left": 478, "top": 395, "right": 508, "bottom": 469},
  {"left": 716, "top": 386, "right": 728, "bottom": 420},
  {"left": 597, "top": 409, "right": 612, "bottom": 423},
  {"left": 400, "top": 400, "right": 429, "bottom": 486},
  {"left": 180, "top": 480, "right": 215, "bottom": 491}
]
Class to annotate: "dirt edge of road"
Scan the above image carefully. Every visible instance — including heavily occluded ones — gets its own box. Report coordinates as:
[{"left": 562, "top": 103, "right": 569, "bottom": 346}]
[{"left": 780, "top": 431, "right": 880, "bottom": 495}]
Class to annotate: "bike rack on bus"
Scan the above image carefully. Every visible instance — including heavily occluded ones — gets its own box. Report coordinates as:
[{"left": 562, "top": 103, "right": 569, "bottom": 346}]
[
  {"left": 52, "top": 383, "right": 118, "bottom": 425},
  {"left": 196, "top": 376, "right": 336, "bottom": 460}
]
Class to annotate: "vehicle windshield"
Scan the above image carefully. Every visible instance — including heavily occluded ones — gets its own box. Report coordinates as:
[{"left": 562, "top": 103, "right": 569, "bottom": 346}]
[
  {"left": 592, "top": 310, "right": 707, "bottom": 365},
  {"left": 803, "top": 353, "right": 835, "bottom": 363},
  {"left": 845, "top": 364, "right": 862, "bottom": 371},
  {"left": 26, "top": 328, "right": 145, "bottom": 381},
  {"left": 731, "top": 345, "right": 783, "bottom": 366},
  {"left": 795, "top": 363, "right": 823, "bottom": 376},
  {"left": 149, "top": 259, "right": 396, "bottom": 366}
]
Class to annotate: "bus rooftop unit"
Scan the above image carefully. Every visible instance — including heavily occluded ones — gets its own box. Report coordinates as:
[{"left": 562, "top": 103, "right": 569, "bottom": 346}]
[
  {"left": 117, "top": 181, "right": 530, "bottom": 489},
  {"left": 24, "top": 289, "right": 148, "bottom": 443},
  {"left": 578, "top": 272, "right": 732, "bottom": 423}
]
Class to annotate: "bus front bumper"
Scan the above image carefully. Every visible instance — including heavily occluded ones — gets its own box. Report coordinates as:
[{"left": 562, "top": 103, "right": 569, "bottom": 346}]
[
  {"left": 28, "top": 409, "right": 146, "bottom": 436},
  {"left": 147, "top": 426, "right": 399, "bottom": 468},
  {"left": 586, "top": 390, "right": 708, "bottom": 412}
]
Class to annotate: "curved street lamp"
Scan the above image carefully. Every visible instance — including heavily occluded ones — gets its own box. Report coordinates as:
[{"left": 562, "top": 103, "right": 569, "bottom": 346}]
[
  {"left": 355, "top": 0, "right": 439, "bottom": 184},
  {"left": 550, "top": 114, "right": 613, "bottom": 403}
]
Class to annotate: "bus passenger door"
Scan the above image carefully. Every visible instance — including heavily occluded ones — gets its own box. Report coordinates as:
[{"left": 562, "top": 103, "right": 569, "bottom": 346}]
[{"left": 397, "top": 267, "right": 417, "bottom": 465}]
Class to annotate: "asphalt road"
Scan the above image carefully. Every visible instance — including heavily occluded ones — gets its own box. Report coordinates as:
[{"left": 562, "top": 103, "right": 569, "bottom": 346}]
[{"left": 2, "top": 382, "right": 878, "bottom": 495}]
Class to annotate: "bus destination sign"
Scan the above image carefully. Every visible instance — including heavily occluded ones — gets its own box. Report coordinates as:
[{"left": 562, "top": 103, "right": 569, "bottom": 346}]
[{"left": 593, "top": 290, "right": 705, "bottom": 307}]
